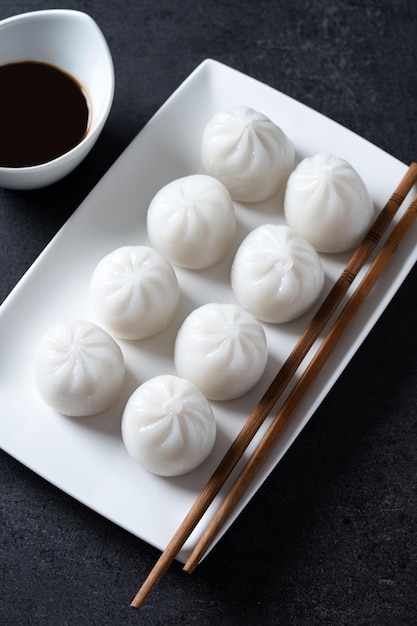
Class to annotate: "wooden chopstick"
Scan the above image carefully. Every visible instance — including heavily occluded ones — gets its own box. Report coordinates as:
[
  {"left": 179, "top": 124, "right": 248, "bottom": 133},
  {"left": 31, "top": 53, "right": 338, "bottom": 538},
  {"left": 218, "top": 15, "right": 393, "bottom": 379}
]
[
  {"left": 183, "top": 188, "right": 417, "bottom": 573},
  {"left": 130, "top": 163, "right": 417, "bottom": 609}
]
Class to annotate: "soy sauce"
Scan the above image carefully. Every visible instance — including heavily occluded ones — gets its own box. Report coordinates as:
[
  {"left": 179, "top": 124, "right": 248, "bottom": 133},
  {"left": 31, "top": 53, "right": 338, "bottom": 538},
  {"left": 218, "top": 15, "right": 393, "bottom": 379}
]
[{"left": 0, "top": 61, "right": 90, "bottom": 168}]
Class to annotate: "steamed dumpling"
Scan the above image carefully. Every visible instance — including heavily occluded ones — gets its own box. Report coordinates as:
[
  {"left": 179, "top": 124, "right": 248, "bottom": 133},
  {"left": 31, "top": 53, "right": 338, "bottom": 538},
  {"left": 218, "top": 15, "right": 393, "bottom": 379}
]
[
  {"left": 146, "top": 174, "right": 236, "bottom": 269},
  {"left": 174, "top": 303, "right": 268, "bottom": 401},
  {"left": 284, "top": 153, "right": 374, "bottom": 253},
  {"left": 231, "top": 224, "right": 325, "bottom": 323},
  {"left": 200, "top": 105, "right": 295, "bottom": 202},
  {"left": 34, "top": 319, "right": 125, "bottom": 416},
  {"left": 90, "top": 245, "right": 179, "bottom": 340},
  {"left": 121, "top": 374, "right": 216, "bottom": 476}
]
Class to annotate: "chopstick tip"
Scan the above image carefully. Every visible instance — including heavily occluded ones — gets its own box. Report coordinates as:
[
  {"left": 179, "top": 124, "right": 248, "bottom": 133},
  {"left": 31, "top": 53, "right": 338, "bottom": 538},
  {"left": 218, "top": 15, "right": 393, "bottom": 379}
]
[
  {"left": 129, "top": 572, "right": 159, "bottom": 610},
  {"left": 130, "top": 593, "right": 144, "bottom": 610},
  {"left": 183, "top": 561, "right": 197, "bottom": 575}
]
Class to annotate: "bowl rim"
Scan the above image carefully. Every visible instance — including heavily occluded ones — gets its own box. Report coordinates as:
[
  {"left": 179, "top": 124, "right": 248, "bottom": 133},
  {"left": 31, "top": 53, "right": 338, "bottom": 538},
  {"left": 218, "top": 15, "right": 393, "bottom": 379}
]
[{"left": 0, "top": 8, "right": 115, "bottom": 173}]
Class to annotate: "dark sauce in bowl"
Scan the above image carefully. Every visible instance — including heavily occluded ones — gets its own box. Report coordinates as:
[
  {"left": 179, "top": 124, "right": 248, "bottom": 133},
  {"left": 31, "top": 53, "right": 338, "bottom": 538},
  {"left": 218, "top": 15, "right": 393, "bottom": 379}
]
[{"left": 0, "top": 61, "right": 90, "bottom": 168}]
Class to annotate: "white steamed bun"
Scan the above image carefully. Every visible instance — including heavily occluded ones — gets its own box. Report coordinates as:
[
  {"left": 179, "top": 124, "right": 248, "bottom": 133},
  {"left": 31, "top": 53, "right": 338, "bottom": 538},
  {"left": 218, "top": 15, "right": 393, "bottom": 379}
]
[
  {"left": 34, "top": 319, "right": 125, "bottom": 416},
  {"left": 121, "top": 374, "right": 216, "bottom": 476},
  {"left": 231, "top": 224, "right": 325, "bottom": 324},
  {"left": 174, "top": 303, "right": 268, "bottom": 401},
  {"left": 200, "top": 105, "right": 295, "bottom": 202},
  {"left": 284, "top": 153, "right": 374, "bottom": 253},
  {"left": 146, "top": 174, "right": 236, "bottom": 269},
  {"left": 90, "top": 245, "right": 179, "bottom": 340}
]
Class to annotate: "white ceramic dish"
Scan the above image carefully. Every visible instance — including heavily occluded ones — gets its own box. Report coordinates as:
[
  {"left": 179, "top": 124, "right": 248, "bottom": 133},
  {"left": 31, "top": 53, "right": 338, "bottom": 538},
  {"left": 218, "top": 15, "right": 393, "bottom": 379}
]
[
  {"left": 1, "top": 59, "right": 416, "bottom": 562},
  {"left": 0, "top": 9, "right": 114, "bottom": 189}
]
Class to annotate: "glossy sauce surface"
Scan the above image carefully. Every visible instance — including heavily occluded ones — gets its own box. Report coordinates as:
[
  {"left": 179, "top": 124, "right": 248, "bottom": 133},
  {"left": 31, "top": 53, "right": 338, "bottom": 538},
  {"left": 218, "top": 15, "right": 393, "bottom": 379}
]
[{"left": 0, "top": 61, "right": 90, "bottom": 168}]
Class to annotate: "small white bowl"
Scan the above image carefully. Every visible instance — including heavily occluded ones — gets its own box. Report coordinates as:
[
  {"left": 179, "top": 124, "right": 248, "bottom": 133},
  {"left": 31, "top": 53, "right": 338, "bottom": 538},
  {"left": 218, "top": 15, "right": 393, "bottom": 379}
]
[{"left": 0, "top": 9, "right": 114, "bottom": 190}]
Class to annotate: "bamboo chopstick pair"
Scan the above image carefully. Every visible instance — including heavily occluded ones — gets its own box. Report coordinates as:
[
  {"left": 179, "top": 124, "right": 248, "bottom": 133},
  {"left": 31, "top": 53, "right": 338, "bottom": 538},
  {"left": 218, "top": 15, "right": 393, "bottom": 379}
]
[{"left": 131, "top": 162, "right": 417, "bottom": 609}]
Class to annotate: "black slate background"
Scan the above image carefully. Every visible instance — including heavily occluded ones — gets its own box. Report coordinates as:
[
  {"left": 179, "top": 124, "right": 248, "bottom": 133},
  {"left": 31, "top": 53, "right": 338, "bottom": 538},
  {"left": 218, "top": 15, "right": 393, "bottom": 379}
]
[{"left": 1, "top": 1, "right": 417, "bottom": 624}]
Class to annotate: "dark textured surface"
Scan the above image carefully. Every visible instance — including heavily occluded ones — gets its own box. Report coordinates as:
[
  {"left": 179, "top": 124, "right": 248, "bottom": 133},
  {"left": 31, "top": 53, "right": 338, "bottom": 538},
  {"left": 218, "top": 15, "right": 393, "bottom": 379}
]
[{"left": 1, "top": 1, "right": 417, "bottom": 624}]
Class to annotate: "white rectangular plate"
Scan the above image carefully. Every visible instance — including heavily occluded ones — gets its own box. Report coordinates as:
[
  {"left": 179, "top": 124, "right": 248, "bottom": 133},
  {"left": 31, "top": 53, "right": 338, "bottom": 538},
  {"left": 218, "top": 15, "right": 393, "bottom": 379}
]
[{"left": 1, "top": 59, "right": 416, "bottom": 562}]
